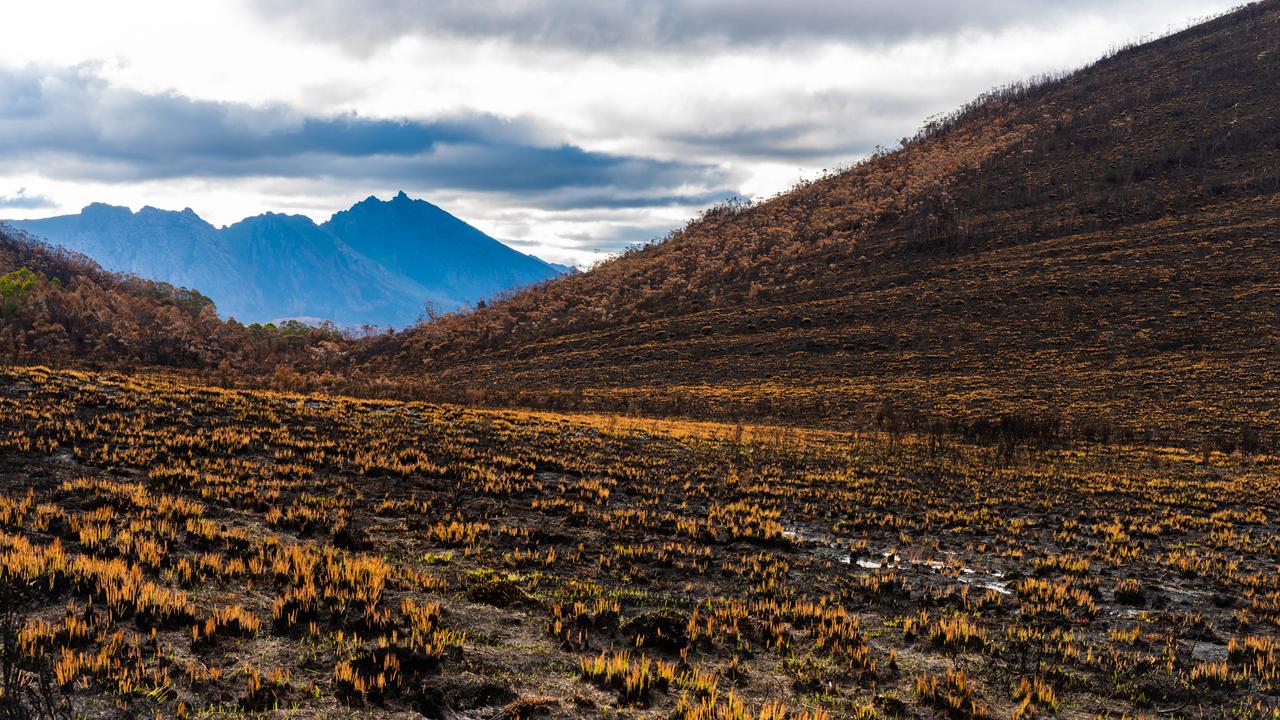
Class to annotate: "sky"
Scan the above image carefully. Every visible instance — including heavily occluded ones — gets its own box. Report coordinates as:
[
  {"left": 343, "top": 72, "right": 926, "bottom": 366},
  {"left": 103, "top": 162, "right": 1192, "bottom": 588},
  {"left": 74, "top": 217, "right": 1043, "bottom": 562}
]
[{"left": 0, "top": 1, "right": 1241, "bottom": 266}]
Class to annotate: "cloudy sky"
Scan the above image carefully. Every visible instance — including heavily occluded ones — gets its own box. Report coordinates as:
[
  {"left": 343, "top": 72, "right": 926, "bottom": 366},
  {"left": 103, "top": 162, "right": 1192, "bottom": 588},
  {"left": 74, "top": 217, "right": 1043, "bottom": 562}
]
[{"left": 0, "top": 1, "right": 1239, "bottom": 266}]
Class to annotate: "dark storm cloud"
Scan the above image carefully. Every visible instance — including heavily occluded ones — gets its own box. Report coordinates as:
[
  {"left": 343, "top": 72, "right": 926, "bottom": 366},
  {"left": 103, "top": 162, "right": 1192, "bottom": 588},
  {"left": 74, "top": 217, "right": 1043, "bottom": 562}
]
[
  {"left": 559, "top": 223, "right": 689, "bottom": 254},
  {"left": 520, "top": 188, "right": 740, "bottom": 211},
  {"left": 0, "top": 66, "right": 732, "bottom": 203},
  {"left": 663, "top": 122, "right": 874, "bottom": 161},
  {"left": 251, "top": 0, "right": 1127, "bottom": 53}
]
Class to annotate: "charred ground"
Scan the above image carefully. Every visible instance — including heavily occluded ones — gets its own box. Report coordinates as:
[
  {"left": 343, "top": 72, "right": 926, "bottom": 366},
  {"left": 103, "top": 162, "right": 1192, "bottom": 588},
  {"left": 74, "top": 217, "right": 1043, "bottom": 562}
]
[{"left": 0, "top": 367, "right": 1276, "bottom": 718}]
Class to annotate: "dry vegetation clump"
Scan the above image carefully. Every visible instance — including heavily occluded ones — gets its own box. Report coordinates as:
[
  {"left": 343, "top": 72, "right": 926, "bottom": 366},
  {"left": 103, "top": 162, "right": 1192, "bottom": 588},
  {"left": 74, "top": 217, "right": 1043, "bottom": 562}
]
[{"left": 0, "top": 367, "right": 1275, "bottom": 717}]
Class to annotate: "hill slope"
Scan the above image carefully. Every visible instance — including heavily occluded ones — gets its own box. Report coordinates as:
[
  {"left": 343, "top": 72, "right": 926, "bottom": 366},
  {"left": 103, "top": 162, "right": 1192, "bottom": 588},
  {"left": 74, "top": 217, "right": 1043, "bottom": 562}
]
[
  {"left": 0, "top": 223, "right": 346, "bottom": 369},
  {"left": 8, "top": 194, "right": 563, "bottom": 327},
  {"left": 4, "top": 203, "right": 234, "bottom": 300},
  {"left": 366, "top": 2, "right": 1280, "bottom": 441}
]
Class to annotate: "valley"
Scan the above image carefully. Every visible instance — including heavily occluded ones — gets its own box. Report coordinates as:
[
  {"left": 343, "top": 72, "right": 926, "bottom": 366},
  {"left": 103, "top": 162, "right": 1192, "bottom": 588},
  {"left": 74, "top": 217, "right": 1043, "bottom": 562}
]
[{"left": 0, "top": 3, "right": 1277, "bottom": 718}]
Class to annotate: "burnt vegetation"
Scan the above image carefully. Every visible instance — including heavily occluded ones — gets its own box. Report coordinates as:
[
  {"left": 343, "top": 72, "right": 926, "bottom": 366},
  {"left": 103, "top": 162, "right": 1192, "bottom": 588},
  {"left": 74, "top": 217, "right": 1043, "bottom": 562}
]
[
  {"left": 0, "top": 368, "right": 1277, "bottom": 718},
  {"left": 0, "top": 227, "right": 349, "bottom": 373},
  {"left": 1, "top": 4, "right": 1279, "bottom": 718}
]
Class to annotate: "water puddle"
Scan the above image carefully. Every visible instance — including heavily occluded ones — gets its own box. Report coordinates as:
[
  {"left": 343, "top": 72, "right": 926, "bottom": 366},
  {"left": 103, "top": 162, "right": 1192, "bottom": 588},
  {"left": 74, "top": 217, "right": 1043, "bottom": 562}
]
[
  {"left": 957, "top": 570, "right": 1012, "bottom": 595},
  {"left": 782, "top": 521, "right": 1014, "bottom": 595}
]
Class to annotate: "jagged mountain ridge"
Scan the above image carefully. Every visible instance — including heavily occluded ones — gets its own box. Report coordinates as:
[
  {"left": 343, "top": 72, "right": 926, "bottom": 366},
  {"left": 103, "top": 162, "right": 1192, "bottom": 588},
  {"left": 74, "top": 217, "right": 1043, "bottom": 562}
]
[{"left": 7, "top": 192, "right": 563, "bottom": 327}]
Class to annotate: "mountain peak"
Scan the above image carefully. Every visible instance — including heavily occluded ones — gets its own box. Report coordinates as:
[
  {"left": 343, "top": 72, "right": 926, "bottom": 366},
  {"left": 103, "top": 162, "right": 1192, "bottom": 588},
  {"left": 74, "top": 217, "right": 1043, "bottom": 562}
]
[
  {"left": 353, "top": 191, "right": 421, "bottom": 211},
  {"left": 82, "top": 202, "right": 132, "bottom": 217},
  {"left": 233, "top": 211, "right": 320, "bottom": 229},
  {"left": 322, "top": 193, "right": 560, "bottom": 305}
]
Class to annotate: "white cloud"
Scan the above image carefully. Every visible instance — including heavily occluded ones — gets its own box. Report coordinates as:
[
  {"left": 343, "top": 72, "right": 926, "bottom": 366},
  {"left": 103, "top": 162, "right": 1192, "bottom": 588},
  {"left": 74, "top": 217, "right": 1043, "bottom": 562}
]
[{"left": 0, "top": 0, "right": 1243, "bottom": 266}]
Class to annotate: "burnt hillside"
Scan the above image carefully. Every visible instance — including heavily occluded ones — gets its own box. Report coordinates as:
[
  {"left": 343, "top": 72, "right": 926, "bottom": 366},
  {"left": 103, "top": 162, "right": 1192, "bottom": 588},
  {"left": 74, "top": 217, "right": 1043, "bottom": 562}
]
[
  {"left": 0, "top": 224, "right": 346, "bottom": 371},
  {"left": 359, "top": 2, "right": 1280, "bottom": 441}
]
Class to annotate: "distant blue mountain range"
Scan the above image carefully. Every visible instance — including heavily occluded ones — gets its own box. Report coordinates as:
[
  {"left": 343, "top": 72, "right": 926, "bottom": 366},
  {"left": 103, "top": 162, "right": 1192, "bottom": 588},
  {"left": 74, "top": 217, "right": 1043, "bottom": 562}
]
[{"left": 6, "top": 192, "right": 567, "bottom": 327}]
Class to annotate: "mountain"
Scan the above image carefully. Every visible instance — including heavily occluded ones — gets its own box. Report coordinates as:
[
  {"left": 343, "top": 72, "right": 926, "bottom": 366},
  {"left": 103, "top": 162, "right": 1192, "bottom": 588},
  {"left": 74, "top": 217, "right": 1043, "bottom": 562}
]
[
  {"left": 362, "top": 2, "right": 1280, "bottom": 439},
  {"left": 323, "top": 191, "right": 563, "bottom": 311},
  {"left": 218, "top": 212, "right": 432, "bottom": 327},
  {"left": 7, "top": 194, "right": 564, "bottom": 327}
]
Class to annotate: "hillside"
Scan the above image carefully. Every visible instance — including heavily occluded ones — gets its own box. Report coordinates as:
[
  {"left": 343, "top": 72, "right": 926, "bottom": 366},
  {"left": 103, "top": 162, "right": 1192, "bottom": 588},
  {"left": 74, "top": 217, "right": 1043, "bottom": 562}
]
[
  {"left": 3, "top": 203, "right": 237, "bottom": 304},
  {"left": 0, "top": 223, "right": 344, "bottom": 370},
  {"left": 364, "top": 3, "right": 1280, "bottom": 442},
  {"left": 7, "top": 193, "right": 563, "bottom": 327}
]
